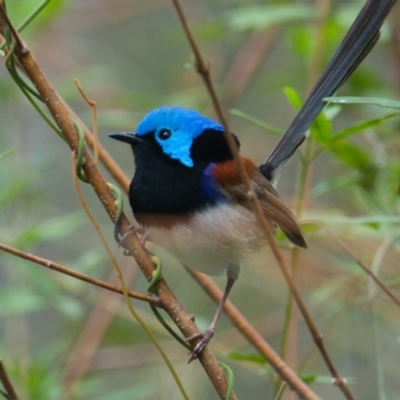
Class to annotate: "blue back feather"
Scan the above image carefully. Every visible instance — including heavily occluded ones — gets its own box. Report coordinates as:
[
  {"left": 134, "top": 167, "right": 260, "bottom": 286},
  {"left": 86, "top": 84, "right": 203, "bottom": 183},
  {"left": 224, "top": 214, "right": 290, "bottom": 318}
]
[{"left": 136, "top": 106, "right": 223, "bottom": 167}]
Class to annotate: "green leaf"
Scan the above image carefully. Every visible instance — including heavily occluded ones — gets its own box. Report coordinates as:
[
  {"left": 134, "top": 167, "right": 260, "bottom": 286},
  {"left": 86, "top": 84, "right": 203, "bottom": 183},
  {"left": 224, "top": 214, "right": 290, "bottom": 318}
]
[
  {"left": 328, "top": 141, "right": 372, "bottom": 171},
  {"left": 324, "top": 96, "right": 400, "bottom": 110},
  {"left": 226, "top": 350, "right": 266, "bottom": 365},
  {"left": 226, "top": 5, "right": 315, "bottom": 32},
  {"left": 300, "top": 374, "right": 317, "bottom": 384},
  {"left": 8, "top": 0, "right": 67, "bottom": 32},
  {"left": 230, "top": 109, "right": 283, "bottom": 136},
  {"left": 323, "top": 105, "right": 342, "bottom": 121},
  {"left": 283, "top": 86, "right": 303, "bottom": 110},
  {"left": 330, "top": 112, "right": 400, "bottom": 144},
  {"left": 298, "top": 222, "right": 322, "bottom": 235},
  {"left": 311, "top": 112, "right": 332, "bottom": 144}
]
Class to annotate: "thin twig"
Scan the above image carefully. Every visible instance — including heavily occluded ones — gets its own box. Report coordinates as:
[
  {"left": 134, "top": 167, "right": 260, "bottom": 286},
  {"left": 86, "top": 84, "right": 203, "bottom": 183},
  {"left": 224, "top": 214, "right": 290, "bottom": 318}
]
[
  {"left": 73, "top": 78, "right": 99, "bottom": 165},
  {"left": 0, "top": 242, "right": 155, "bottom": 304},
  {"left": 171, "top": 1, "right": 355, "bottom": 399},
  {"left": 279, "top": 0, "right": 332, "bottom": 395},
  {"left": 0, "top": 359, "right": 19, "bottom": 400},
  {"left": 322, "top": 227, "right": 400, "bottom": 309}
]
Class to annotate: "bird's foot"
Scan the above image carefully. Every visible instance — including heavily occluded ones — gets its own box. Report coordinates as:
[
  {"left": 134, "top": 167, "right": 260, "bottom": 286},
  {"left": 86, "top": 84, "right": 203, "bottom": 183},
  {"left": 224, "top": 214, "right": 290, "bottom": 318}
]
[
  {"left": 118, "top": 225, "right": 148, "bottom": 255},
  {"left": 186, "top": 328, "right": 214, "bottom": 363}
]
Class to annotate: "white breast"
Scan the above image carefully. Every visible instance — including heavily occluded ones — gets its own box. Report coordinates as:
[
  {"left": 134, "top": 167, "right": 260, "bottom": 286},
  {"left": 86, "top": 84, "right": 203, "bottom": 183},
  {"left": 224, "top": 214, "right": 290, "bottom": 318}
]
[{"left": 140, "top": 203, "right": 265, "bottom": 276}]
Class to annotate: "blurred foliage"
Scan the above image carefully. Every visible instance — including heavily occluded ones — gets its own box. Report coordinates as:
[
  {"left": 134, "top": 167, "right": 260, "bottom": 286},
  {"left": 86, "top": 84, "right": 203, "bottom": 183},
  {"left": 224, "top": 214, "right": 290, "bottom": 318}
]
[{"left": 0, "top": 0, "right": 400, "bottom": 399}]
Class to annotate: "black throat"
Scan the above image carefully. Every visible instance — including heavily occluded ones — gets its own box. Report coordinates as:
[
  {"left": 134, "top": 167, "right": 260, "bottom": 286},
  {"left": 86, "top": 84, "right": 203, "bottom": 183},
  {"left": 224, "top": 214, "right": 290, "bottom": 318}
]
[
  {"left": 129, "top": 144, "right": 210, "bottom": 214},
  {"left": 129, "top": 129, "right": 240, "bottom": 215}
]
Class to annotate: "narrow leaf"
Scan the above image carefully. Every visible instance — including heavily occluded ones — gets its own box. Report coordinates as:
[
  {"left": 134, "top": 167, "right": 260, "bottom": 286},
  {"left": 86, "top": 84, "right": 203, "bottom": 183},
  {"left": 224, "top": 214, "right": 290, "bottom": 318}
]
[
  {"left": 324, "top": 96, "right": 400, "bottom": 110},
  {"left": 329, "top": 141, "right": 371, "bottom": 171},
  {"left": 330, "top": 112, "right": 400, "bottom": 143},
  {"left": 230, "top": 109, "right": 283, "bottom": 136},
  {"left": 226, "top": 5, "right": 315, "bottom": 31},
  {"left": 284, "top": 86, "right": 303, "bottom": 110}
]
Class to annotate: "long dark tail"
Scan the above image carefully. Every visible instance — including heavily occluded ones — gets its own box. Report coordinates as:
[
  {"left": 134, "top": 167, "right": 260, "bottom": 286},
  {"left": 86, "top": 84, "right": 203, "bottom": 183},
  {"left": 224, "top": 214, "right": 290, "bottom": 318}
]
[{"left": 260, "top": 0, "right": 397, "bottom": 181}]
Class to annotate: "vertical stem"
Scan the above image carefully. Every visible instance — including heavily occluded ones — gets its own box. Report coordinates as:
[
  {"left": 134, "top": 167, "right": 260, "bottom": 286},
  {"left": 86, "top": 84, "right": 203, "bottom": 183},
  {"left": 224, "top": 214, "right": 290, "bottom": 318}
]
[{"left": 277, "top": 0, "right": 331, "bottom": 397}]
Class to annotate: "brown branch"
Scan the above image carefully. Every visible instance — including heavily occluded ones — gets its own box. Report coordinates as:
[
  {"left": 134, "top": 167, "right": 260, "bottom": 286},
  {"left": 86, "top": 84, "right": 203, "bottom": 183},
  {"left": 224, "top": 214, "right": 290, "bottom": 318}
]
[
  {"left": 0, "top": 7, "right": 231, "bottom": 399},
  {"left": 171, "top": 1, "right": 357, "bottom": 399},
  {"left": 0, "top": 242, "right": 155, "bottom": 304},
  {"left": 0, "top": 359, "right": 19, "bottom": 400},
  {"left": 73, "top": 78, "right": 99, "bottom": 165},
  {"left": 61, "top": 97, "right": 130, "bottom": 193}
]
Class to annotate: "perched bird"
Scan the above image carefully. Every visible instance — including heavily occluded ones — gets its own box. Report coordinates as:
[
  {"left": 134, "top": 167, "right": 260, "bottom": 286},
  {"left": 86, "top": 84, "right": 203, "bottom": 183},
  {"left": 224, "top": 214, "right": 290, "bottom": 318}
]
[
  {"left": 109, "top": 0, "right": 396, "bottom": 361},
  {"left": 109, "top": 106, "right": 306, "bottom": 360}
]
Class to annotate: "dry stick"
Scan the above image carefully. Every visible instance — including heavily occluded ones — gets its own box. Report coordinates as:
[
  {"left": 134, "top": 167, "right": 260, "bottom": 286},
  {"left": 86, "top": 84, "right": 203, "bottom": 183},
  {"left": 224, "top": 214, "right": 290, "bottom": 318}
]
[
  {"left": 171, "top": 1, "right": 354, "bottom": 399},
  {"left": 0, "top": 359, "right": 19, "bottom": 400},
  {"left": 0, "top": 242, "right": 155, "bottom": 304},
  {"left": 73, "top": 78, "right": 99, "bottom": 165},
  {"left": 61, "top": 98, "right": 130, "bottom": 193},
  {"left": 0, "top": 11, "right": 232, "bottom": 400},
  {"left": 172, "top": 1, "right": 319, "bottom": 399}
]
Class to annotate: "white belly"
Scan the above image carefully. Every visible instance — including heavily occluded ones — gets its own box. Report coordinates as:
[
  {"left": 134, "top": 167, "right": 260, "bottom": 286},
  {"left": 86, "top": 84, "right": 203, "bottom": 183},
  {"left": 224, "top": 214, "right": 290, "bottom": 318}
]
[{"left": 140, "top": 203, "right": 265, "bottom": 276}]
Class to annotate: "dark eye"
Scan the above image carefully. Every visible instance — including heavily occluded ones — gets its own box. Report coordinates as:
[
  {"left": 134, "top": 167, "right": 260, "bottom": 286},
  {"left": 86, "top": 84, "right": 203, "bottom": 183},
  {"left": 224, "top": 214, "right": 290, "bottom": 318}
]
[{"left": 158, "top": 129, "right": 172, "bottom": 140}]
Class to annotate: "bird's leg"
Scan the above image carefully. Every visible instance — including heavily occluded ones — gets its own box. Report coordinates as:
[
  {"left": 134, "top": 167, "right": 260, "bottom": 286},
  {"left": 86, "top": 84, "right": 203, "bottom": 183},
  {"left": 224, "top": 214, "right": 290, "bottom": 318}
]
[{"left": 186, "top": 264, "right": 239, "bottom": 363}]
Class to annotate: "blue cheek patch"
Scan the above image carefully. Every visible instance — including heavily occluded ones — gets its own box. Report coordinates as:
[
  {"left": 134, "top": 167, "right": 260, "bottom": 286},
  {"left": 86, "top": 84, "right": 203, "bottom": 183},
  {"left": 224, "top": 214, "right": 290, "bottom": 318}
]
[
  {"left": 136, "top": 106, "right": 225, "bottom": 168},
  {"left": 155, "top": 133, "right": 194, "bottom": 167}
]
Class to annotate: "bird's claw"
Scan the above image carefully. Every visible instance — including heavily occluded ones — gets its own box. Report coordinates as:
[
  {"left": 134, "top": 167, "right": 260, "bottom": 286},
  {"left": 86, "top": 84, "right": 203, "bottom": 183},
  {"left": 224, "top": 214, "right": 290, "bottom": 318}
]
[
  {"left": 186, "top": 328, "right": 214, "bottom": 363},
  {"left": 118, "top": 225, "right": 148, "bottom": 255}
]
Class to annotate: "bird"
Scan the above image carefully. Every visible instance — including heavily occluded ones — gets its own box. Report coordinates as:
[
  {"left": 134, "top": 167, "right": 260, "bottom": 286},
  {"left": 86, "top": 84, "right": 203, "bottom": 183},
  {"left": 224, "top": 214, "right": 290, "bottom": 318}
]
[
  {"left": 109, "top": 106, "right": 307, "bottom": 361},
  {"left": 109, "top": 0, "right": 396, "bottom": 361}
]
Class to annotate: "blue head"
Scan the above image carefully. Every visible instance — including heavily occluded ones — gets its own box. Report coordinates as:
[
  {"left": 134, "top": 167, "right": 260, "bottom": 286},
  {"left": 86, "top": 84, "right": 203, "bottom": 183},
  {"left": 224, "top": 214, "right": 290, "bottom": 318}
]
[
  {"left": 109, "top": 106, "right": 240, "bottom": 170},
  {"left": 134, "top": 106, "right": 224, "bottom": 167}
]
